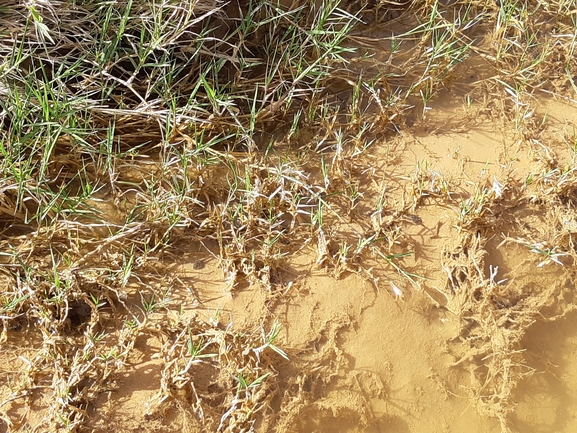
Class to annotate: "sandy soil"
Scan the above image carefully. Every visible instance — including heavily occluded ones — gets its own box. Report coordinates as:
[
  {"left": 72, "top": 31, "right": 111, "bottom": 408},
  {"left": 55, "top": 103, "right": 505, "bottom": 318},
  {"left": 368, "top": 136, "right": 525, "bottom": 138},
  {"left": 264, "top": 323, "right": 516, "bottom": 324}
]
[{"left": 60, "top": 94, "right": 577, "bottom": 432}]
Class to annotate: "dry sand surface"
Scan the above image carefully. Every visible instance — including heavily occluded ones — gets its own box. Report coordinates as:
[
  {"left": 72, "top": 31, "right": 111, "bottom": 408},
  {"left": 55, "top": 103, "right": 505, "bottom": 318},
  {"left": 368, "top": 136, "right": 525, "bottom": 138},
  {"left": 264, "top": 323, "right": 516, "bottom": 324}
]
[{"left": 4, "top": 92, "right": 577, "bottom": 432}]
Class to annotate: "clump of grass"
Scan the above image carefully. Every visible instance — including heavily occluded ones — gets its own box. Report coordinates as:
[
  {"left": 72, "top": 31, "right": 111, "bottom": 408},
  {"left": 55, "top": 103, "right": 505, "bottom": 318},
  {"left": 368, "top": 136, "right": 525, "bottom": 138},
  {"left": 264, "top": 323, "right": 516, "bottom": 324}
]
[
  {"left": 146, "top": 317, "right": 289, "bottom": 431},
  {"left": 437, "top": 145, "right": 577, "bottom": 431}
]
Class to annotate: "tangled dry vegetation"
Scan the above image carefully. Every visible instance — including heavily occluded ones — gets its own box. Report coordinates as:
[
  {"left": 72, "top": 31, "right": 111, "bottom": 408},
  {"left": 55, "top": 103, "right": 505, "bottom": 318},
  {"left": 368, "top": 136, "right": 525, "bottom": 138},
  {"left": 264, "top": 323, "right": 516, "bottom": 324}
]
[{"left": 1, "top": 0, "right": 577, "bottom": 431}]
